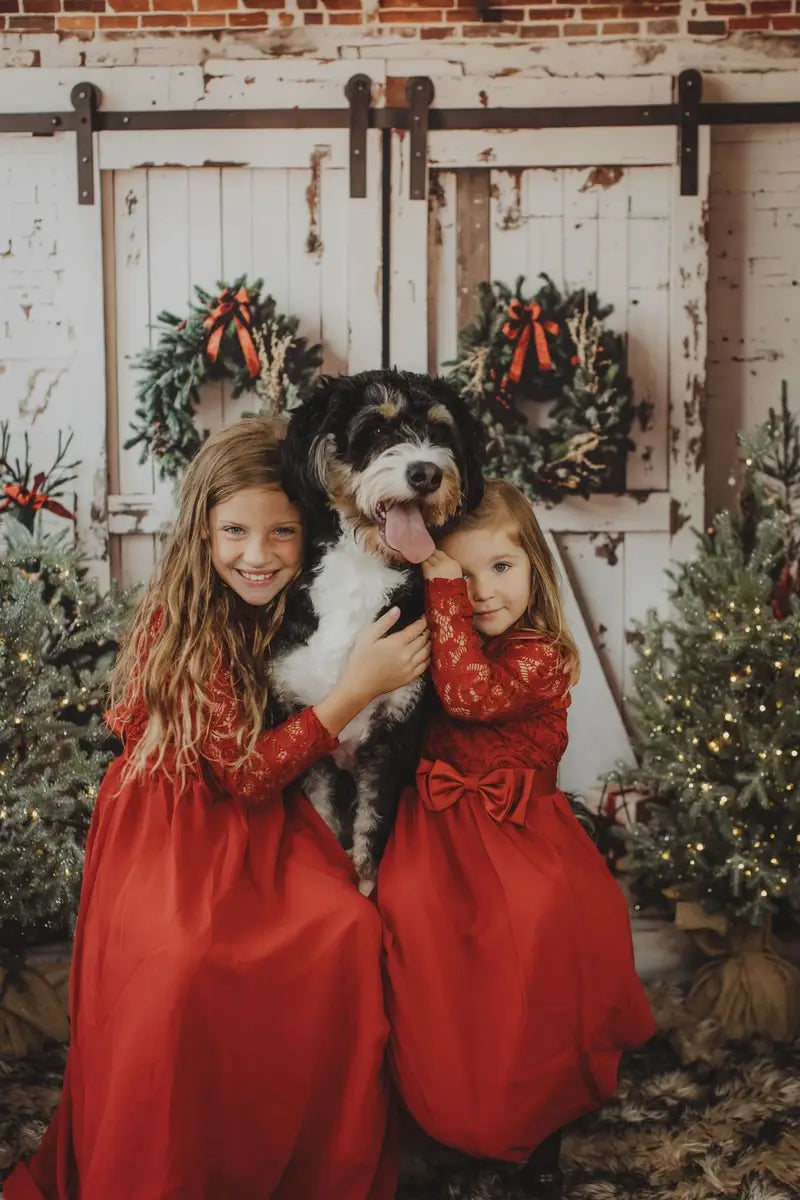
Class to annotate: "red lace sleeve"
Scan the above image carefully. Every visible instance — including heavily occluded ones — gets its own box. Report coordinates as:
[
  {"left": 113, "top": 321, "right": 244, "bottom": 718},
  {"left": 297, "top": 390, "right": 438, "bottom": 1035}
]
[
  {"left": 105, "top": 617, "right": 337, "bottom": 803},
  {"left": 199, "top": 661, "right": 338, "bottom": 803},
  {"left": 425, "top": 577, "right": 570, "bottom": 722},
  {"left": 103, "top": 612, "right": 164, "bottom": 745}
]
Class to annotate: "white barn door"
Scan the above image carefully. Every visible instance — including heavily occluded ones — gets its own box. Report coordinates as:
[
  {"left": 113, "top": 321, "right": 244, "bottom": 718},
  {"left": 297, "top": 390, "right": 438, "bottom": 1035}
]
[
  {"left": 390, "top": 120, "right": 709, "bottom": 794},
  {"left": 102, "top": 127, "right": 383, "bottom": 587}
]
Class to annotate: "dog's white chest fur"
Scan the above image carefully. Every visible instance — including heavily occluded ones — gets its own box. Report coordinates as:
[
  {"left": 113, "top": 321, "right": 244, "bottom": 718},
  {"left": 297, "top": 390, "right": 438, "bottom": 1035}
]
[{"left": 270, "top": 537, "right": 422, "bottom": 750}]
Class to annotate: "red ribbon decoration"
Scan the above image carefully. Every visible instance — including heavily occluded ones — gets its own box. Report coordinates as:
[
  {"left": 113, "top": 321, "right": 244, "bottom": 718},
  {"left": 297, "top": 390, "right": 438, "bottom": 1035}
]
[
  {"left": 772, "top": 561, "right": 796, "bottom": 620},
  {"left": 0, "top": 474, "right": 76, "bottom": 522},
  {"left": 202, "top": 286, "right": 261, "bottom": 378},
  {"left": 498, "top": 299, "right": 560, "bottom": 402},
  {"left": 416, "top": 757, "right": 557, "bottom": 827}
]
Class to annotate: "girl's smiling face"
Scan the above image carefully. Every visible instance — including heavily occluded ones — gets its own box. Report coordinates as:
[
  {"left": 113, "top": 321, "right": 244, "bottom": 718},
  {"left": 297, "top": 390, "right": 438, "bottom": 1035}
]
[
  {"left": 210, "top": 485, "right": 304, "bottom": 606},
  {"left": 440, "top": 523, "right": 532, "bottom": 638}
]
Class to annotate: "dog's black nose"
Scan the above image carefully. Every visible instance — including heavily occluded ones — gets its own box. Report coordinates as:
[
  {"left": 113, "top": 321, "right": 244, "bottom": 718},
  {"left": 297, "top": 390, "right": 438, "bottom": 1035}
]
[{"left": 406, "top": 461, "right": 443, "bottom": 494}]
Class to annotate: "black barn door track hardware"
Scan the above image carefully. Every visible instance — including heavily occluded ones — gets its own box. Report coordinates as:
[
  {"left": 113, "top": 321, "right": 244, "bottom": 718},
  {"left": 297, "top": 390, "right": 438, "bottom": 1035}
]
[{"left": 1, "top": 69, "right": 798, "bottom": 205}]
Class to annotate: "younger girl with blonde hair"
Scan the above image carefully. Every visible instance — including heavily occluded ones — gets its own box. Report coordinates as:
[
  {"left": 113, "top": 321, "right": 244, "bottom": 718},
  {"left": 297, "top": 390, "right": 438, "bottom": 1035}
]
[
  {"left": 7, "top": 416, "right": 429, "bottom": 1200},
  {"left": 378, "top": 479, "right": 654, "bottom": 1191}
]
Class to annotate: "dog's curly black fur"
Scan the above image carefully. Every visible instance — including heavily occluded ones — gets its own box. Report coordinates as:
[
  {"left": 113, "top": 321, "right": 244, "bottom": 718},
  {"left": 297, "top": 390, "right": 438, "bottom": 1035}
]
[{"left": 269, "top": 369, "right": 485, "bottom": 884}]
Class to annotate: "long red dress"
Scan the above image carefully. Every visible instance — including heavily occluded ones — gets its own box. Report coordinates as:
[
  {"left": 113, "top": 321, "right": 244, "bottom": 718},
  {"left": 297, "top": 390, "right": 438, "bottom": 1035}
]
[
  {"left": 5, "top": 643, "right": 397, "bottom": 1200},
  {"left": 378, "top": 578, "right": 656, "bottom": 1162}
]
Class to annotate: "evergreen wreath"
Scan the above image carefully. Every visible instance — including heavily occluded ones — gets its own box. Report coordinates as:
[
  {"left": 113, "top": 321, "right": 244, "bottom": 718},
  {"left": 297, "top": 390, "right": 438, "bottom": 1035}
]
[
  {"left": 446, "top": 274, "right": 646, "bottom": 504},
  {"left": 127, "top": 276, "right": 323, "bottom": 481}
]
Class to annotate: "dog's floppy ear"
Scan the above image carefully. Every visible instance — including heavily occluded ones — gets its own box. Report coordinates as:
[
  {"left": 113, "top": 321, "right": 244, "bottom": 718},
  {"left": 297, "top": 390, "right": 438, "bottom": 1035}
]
[
  {"left": 280, "top": 376, "right": 341, "bottom": 511},
  {"left": 431, "top": 377, "right": 486, "bottom": 513}
]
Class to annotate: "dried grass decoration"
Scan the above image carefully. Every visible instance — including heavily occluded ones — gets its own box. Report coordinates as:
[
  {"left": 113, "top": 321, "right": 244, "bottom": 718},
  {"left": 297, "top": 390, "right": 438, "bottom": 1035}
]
[
  {"left": 0, "top": 953, "right": 70, "bottom": 1058},
  {"left": 127, "top": 277, "right": 322, "bottom": 482},
  {"left": 447, "top": 274, "right": 650, "bottom": 504},
  {"left": 675, "top": 901, "right": 800, "bottom": 1043}
]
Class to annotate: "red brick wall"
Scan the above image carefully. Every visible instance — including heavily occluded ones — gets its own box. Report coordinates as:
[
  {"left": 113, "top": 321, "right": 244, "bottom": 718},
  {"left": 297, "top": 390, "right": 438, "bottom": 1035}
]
[{"left": 3, "top": 0, "right": 799, "bottom": 39}]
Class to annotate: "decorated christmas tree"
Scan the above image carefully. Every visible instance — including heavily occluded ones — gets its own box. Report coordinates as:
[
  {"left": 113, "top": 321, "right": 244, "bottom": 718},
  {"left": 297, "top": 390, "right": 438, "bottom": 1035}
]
[
  {"left": 625, "top": 389, "right": 800, "bottom": 927},
  {"left": 0, "top": 428, "right": 130, "bottom": 948},
  {"left": 623, "top": 389, "right": 800, "bottom": 1040}
]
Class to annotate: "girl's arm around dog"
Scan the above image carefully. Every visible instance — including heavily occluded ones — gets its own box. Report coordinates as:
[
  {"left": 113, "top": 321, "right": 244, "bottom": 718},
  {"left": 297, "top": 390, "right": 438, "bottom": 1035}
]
[{"left": 422, "top": 576, "right": 569, "bottom": 723}]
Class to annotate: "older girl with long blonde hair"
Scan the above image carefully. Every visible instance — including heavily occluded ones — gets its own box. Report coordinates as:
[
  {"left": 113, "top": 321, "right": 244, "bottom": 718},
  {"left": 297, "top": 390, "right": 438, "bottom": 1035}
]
[
  {"left": 379, "top": 479, "right": 654, "bottom": 1195},
  {"left": 7, "top": 416, "right": 428, "bottom": 1200}
]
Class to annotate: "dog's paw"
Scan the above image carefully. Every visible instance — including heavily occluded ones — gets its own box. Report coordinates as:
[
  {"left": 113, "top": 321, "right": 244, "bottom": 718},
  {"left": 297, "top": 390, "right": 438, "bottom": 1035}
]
[{"left": 358, "top": 876, "right": 377, "bottom": 898}]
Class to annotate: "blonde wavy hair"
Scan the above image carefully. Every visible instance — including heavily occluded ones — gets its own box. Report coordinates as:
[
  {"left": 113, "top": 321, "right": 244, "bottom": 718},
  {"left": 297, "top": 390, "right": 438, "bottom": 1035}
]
[
  {"left": 110, "top": 415, "right": 299, "bottom": 781},
  {"left": 446, "top": 478, "right": 580, "bottom": 683}
]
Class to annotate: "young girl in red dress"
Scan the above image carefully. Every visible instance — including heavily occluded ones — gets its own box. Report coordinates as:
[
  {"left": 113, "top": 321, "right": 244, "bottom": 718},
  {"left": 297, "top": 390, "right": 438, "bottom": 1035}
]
[
  {"left": 378, "top": 479, "right": 655, "bottom": 1188},
  {"left": 6, "top": 416, "right": 430, "bottom": 1200}
]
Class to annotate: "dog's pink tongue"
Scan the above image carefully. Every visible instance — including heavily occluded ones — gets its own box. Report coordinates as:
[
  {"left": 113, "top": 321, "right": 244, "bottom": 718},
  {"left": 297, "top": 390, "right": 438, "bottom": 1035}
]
[{"left": 384, "top": 503, "right": 435, "bottom": 564}]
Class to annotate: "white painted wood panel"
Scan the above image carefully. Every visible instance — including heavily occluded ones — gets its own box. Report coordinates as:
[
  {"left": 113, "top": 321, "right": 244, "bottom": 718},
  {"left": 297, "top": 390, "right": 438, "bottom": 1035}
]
[
  {"left": 428, "top": 129, "right": 678, "bottom": 172},
  {"left": 390, "top": 133, "right": 428, "bottom": 374},
  {"left": 428, "top": 171, "right": 458, "bottom": 378},
  {"left": 104, "top": 130, "right": 383, "bottom": 587},
  {"left": 399, "top": 125, "right": 709, "bottom": 794}
]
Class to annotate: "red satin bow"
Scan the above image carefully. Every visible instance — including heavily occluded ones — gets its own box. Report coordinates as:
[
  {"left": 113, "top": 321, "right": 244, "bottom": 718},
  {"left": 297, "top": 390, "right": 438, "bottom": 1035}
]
[
  {"left": 416, "top": 758, "right": 557, "bottom": 827},
  {"left": 0, "top": 475, "right": 75, "bottom": 521},
  {"left": 203, "top": 286, "right": 260, "bottom": 378},
  {"left": 502, "top": 299, "right": 559, "bottom": 386}
]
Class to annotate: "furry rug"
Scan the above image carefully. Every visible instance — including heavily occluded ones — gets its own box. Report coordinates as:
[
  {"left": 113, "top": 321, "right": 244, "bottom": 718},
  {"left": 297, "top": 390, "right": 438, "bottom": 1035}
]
[{"left": 1, "top": 986, "right": 799, "bottom": 1199}]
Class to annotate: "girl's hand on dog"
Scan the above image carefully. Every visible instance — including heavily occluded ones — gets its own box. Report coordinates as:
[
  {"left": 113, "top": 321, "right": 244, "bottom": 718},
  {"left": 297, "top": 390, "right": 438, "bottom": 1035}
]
[
  {"left": 421, "top": 549, "right": 464, "bottom": 581},
  {"left": 314, "top": 610, "right": 429, "bottom": 737},
  {"left": 341, "top": 609, "right": 430, "bottom": 703}
]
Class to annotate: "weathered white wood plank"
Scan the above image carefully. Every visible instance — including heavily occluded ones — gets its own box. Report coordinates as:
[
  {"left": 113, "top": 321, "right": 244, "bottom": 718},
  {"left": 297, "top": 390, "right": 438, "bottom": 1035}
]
[
  {"left": 526, "top": 168, "right": 565, "bottom": 287},
  {"left": 560, "top": 531, "right": 627, "bottom": 709},
  {"left": 220, "top": 168, "right": 254, "bottom": 285},
  {"left": 428, "top": 129, "right": 677, "bottom": 172},
  {"left": 533, "top": 493, "right": 671, "bottom": 534},
  {"left": 187, "top": 168, "right": 225, "bottom": 441},
  {"left": 563, "top": 169, "right": 599, "bottom": 293},
  {"left": 596, "top": 216, "right": 629, "bottom": 327},
  {"left": 428, "top": 169, "right": 457, "bottom": 376},
  {"left": 549, "top": 533, "right": 634, "bottom": 793},
  {"left": 489, "top": 168, "right": 530, "bottom": 286},
  {"left": 320, "top": 165, "right": 349, "bottom": 376},
  {"left": 251, "top": 169, "right": 290, "bottom": 315},
  {"left": 628, "top": 164, "right": 672, "bottom": 219},
  {"left": 627, "top": 282, "right": 670, "bottom": 491},
  {"left": 390, "top": 131, "right": 428, "bottom": 373},
  {"left": 668, "top": 127, "right": 710, "bottom": 561},
  {"left": 287, "top": 164, "right": 323, "bottom": 351},
  {"left": 119, "top": 531, "right": 157, "bottom": 589},
  {"left": 98, "top": 131, "right": 349, "bottom": 172},
  {"left": 68, "top": 136, "right": 109, "bottom": 587},
  {"left": 595, "top": 165, "right": 631, "bottom": 221},
  {"left": 628, "top": 215, "right": 671, "bottom": 291},
  {"left": 220, "top": 168, "right": 257, "bottom": 425},
  {"left": 346, "top": 129, "right": 383, "bottom": 373},
  {"left": 113, "top": 169, "right": 154, "bottom": 496},
  {"left": 0, "top": 61, "right": 387, "bottom": 114}
]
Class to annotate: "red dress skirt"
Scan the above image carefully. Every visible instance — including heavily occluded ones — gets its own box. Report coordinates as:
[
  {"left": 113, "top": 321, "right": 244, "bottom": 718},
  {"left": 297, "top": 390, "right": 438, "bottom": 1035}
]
[
  {"left": 378, "top": 578, "right": 656, "bottom": 1162},
  {"left": 6, "top": 699, "right": 397, "bottom": 1200}
]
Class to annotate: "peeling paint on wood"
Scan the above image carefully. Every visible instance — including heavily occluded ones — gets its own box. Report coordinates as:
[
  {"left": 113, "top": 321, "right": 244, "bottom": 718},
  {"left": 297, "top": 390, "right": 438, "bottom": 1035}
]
[
  {"left": 429, "top": 170, "right": 446, "bottom": 248},
  {"left": 490, "top": 167, "right": 523, "bottom": 231},
  {"left": 305, "top": 145, "right": 330, "bottom": 257},
  {"left": 593, "top": 533, "right": 624, "bottom": 567},
  {"left": 669, "top": 497, "right": 690, "bottom": 536},
  {"left": 580, "top": 165, "right": 624, "bottom": 192}
]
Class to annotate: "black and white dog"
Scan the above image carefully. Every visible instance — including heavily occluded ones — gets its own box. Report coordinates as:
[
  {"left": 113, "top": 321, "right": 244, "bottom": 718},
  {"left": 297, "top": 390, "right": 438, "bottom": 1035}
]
[{"left": 269, "top": 369, "right": 484, "bottom": 888}]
